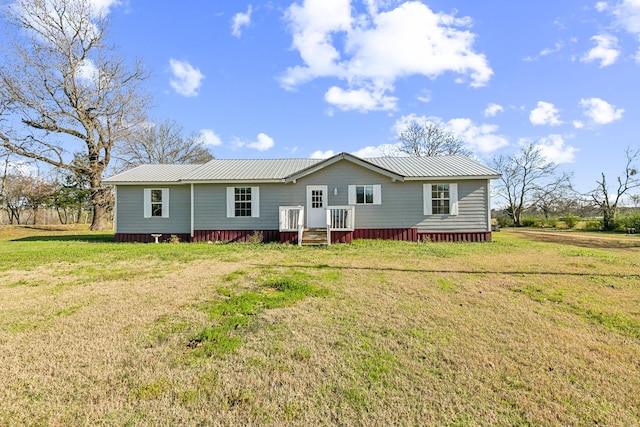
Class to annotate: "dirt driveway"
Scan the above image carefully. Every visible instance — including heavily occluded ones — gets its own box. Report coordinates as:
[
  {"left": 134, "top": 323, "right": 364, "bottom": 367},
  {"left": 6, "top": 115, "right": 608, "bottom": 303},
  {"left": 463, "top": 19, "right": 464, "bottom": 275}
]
[{"left": 504, "top": 228, "right": 640, "bottom": 249}]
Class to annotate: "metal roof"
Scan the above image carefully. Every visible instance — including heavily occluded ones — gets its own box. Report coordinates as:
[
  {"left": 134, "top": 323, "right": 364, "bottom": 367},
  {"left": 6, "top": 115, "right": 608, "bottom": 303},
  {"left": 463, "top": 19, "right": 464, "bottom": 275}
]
[
  {"left": 181, "top": 158, "right": 320, "bottom": 181},
  {"left": 102, "top": 154, "right": 499, "bottom": 184},
  {"left": 366, "top": 156, "right": 500, "bottom": 179},
  {"left": 103, "top": 164, "right": 203, "bottom": 184}
]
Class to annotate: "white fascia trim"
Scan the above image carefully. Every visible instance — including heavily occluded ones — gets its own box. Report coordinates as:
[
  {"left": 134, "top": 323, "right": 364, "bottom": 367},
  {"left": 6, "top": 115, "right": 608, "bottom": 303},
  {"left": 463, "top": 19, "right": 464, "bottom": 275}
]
[
  {"left": 404, "top": 175, "right": 500, "bottom": 181},
  {"left": 103, "top": 181, "right": 183, "bottom": 186},
  {"left": 180, "top": 179, "right": 284, "bottom": 184}
]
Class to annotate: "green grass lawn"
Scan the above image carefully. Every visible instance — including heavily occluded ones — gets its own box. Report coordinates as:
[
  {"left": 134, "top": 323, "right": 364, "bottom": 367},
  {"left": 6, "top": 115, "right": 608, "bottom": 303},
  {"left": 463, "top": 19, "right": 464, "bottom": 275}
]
[{"left": 1, "top": 225, "right": 639, "bottom": 426}]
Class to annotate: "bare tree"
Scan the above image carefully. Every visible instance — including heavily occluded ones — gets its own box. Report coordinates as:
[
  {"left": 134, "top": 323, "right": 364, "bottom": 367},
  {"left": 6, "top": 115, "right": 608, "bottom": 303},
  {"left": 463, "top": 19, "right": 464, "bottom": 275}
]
[
  {"left": 0, "top": 0, "right": 149, "bottom": 230},
  {"left": 1, "top": 172, "right": 51, "bottom": 224},
  {"left": 394, "top": 119, "right": 472, "bottom": 157},
  {"left": 591, "top": 148, "right": 640, "bottom": 231},
  {"left": 491, "top": 143, "right": 570, "bottom": 226},
  {"left": 532, "top": 176, "right": 574, "bottom": 219},
  {"left": 0, "top": 154, "right": 9, "bottom": 226},
  {"left": 114, "top": 119, "right": 214, "bottom": 170}
]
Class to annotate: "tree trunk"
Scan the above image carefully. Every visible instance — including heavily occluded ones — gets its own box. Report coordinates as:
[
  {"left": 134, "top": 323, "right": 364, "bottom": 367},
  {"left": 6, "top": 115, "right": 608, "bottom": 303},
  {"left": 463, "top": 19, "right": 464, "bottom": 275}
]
[
  {"left": 89, "top": 186, "right": 112, "bottom": 231},
  {"left": 602, "top": 208, "right": 615, "bottom": 231}
]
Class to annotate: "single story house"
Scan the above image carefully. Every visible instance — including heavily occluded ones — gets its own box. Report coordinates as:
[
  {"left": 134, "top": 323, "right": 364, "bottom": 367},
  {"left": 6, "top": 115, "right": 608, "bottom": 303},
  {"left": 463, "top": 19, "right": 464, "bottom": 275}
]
[{"left": 103, "top": 152, "right": 500, "bottom": 244}]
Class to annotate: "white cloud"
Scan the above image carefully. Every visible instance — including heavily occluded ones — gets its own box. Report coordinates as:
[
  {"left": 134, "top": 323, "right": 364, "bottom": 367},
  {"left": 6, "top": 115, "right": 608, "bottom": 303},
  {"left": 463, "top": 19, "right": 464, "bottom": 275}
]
[
  {"left": 232, "top": 5, "right": 252, "bottom": 37},
  {"left": 245, "top": 133, "right": 275, "bottom": 151},
  {"left": 444, "top": 118, "right": 509, "bottom": 154},
  {"left": 595, "top": 2, "right": 609, "bottom": 12},
  {"left": 324, "top": 86, "right": 397, "bottom": 111},
  {"left": 76, "top": 58, "right": 99, "bottom": 82},
  {"left": 351, "top": 144, "right": 398, "bottom": 158},
  {"left": 579, "top": 97, "right": 624, "bottom": 124},
  {"left": 392, "top": 114, "right": 508, "bottom": 154},
  {"left": 282, "top": 1, "right": 492, "bottom": 112},
  {"left": 310, "top": 149, "right": 335, "bottom": 159},
  {"left": 540, "top": 41, "right": 564, "bottom": 57},
  {"left": 534, "top": 134, "right": 578, "bottom": 164},
  {"left": 573, "top": 120, "right": 585, "bottom": 129},
  {"left": 199, "top": 129, "right": 222, "bottom": 146},
  {"left": 581, "top": 34, "right": 620, "bottom": 67},
  {"left": 168, "top": 59, "right": 205, "bottom": 97},
  {"left": 602, "top": 0, "right": 640, "bottom": 63},
  {"left": 6, "top": 160, "right": 37, "bottom": 176},
  {"left": 416, "top": 89, "right": 431, "bottom": 103},
  {"left": 611, "top": 0, "right": 640, "bottom": 34},
  {"left": 529, "top": 101, "right": 562, "bottom": 126},
  {"left": 484, "top": 103, "right": 504, "bottom": 117}
]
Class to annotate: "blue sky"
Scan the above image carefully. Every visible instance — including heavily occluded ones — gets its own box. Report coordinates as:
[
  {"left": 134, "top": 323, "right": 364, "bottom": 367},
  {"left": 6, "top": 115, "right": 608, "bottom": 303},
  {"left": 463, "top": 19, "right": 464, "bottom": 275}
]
[{"left": 67, "top": 1, "right": 640, "bottom": 193}]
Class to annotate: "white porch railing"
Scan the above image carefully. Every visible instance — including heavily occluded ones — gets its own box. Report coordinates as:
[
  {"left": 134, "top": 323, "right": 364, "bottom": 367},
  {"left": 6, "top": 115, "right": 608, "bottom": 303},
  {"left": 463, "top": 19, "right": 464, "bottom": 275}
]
[
  {"left": 326, "top": 205, "right": 355, "bottom": 246},
  {"left": 279, "top": 206, "right": 305, "bottom": 246}
]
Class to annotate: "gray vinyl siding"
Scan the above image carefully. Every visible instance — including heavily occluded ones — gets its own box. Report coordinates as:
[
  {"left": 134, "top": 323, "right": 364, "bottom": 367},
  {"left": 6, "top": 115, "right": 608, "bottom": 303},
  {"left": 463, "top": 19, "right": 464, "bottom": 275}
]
[
  {"left": 194, "top": 183, "right": 304, "bottom": 230},
  {"left": 294, "top": 161, "right": 489, "bottom": 232},
  {"left": 192, "top": 160, "right": 489, "bottom": 232},
  {"left": 115, "top": 185, "right": 191, "bottom": 234},
  {"left": 115, "top": 159, "right": 490, "bottom": 233}
]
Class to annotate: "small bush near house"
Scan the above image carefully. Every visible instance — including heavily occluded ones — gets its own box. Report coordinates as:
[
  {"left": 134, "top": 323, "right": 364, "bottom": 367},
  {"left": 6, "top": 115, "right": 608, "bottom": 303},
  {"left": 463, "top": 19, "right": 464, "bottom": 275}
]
[
  {"left": 248, "top": 230, "right": 264, "bottom": 244},
  {"left": 169, "top": 235, "right": 181, "bottom": 244}
]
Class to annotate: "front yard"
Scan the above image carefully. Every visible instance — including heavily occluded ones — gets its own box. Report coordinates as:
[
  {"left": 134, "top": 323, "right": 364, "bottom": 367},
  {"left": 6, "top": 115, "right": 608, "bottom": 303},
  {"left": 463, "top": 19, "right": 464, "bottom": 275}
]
[{"left": 1, "top": 226, "right": 639, "bottom": 425}]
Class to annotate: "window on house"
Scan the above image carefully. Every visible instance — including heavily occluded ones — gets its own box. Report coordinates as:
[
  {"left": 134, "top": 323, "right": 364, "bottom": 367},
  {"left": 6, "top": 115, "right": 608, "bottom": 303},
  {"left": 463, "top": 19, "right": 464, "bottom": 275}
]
[
  {"left": 234, "top": 187, "right": 252, "bottom": 217},
  {"left": 311, "top": 189, "right": 323, "bottom": 208},
  {"left": 348, "top": 184, "right": 381, "bottom": 205},
  {"left": 143, "top": 188, "right": 169, "bottom": 218},
  {"left": 432, "top": 184, "right": 450, "bottom": 214},
  {"left": 227, "top": 187, "right": 260, "bottom": 218},
  {"left": 357, "top": 185, "right": 374, "bottom": 204},
  {"left": 423, "top": 183, "right": 458, "bottom": 216}
]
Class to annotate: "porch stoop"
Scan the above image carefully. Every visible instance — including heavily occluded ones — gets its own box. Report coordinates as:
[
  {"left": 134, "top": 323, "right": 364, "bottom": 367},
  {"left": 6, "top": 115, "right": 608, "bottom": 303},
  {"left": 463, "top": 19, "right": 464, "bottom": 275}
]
[{"left": 301, "top": 228, "right": 328, "bottom": 246}]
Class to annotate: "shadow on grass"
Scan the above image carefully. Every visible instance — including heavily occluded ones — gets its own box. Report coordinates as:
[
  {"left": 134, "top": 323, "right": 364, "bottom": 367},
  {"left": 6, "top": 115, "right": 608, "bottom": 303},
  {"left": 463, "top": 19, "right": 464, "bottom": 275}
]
[
  {"left": 12, "top": 234, "right": 115, "bottom": 243},
  {"left": 250, "top": 262, "right": 640, "bottom": 279}
]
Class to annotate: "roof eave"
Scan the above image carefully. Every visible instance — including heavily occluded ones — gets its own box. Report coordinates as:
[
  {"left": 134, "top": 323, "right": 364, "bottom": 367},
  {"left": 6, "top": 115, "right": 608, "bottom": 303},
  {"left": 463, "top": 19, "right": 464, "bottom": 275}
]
[
  {"left": 103, "top": 180, "right": 183, "bottom": 186},
  {"left": 403, "top": 174, "right": 501, "bottom": 181},
  {"left": 180, "top": 179, "right": 286, "bottom": 184}
]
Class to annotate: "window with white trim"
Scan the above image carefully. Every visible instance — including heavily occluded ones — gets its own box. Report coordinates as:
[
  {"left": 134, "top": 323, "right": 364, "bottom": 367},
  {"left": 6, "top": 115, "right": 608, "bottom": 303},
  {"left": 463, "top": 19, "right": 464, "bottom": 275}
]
[
  {"left": 348, "top": 184, "right": 381, "bottom": 205},
  {"left": 143, "top": 188, "right": 169, "bottom": 218},
  {"left": 226, "top": 186, "right": 260, "bottom": 218},
  {"left": 423, "top": 183, "right": 458, "bottom": 216}
]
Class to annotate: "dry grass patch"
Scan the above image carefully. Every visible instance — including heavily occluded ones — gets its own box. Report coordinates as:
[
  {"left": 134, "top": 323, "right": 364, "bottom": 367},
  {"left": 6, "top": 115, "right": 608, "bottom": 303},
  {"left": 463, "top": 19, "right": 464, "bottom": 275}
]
[{"left": 0, "top": 226, "right": 639, "bottom": 425}]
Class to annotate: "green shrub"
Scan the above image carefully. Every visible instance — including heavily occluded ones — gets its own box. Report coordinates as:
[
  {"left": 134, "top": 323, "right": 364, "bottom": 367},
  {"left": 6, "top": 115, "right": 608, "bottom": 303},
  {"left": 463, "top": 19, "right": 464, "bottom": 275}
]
[
  {"left": 248, "top": 230, "right": 264, "bottom": 243},
  {"left": 618, "top": 212, "right": 640, "bottom": 230},
  {"left": 543, "top": 218, "right": 558, "bottom": 228},
  {"left": 561, "top": 214, "right": 581, "bottom": 229},
  {"left": 584, "top": 219, "right": 603, "bottom": 231},
  {"left": 520, "top": 217, "right": 537, "bottom": 227},
  {"left": 496, "top": 216, "right": 514, "bottom": 228}
]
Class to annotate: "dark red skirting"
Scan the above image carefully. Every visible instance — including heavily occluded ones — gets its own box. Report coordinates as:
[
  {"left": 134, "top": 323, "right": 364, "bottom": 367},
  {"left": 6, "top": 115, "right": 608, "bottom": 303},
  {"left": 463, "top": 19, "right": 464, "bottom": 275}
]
[
  {"left": 192, "top": 230, "right": 280, "bottom": 243},
  {"left": 115, "top": 229, "right": 492, "bottom": 244},
  {"left": 114, "top": 233, "right": 191, "bottom": 243},
  {"left": 418, "top": 231, "right": 492, "bottom": 242},
  {"left": 353, "top": 228, "right": 419, "bottom": 241}
]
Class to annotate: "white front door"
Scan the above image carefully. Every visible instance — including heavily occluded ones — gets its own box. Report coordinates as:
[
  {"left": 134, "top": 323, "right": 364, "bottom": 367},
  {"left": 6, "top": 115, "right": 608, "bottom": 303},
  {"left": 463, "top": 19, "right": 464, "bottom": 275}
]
[{"left": 306, "top": 185, "right": 327, "bottom": 228}]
